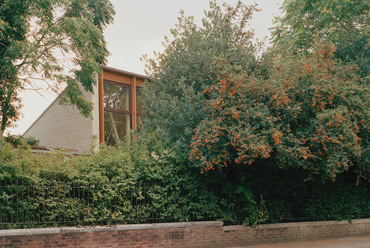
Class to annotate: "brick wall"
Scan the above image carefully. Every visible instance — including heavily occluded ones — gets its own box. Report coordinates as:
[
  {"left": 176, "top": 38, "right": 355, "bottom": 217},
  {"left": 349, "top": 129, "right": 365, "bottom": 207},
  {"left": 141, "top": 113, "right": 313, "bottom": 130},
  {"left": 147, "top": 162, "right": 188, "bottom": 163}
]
[
  {"left": 222, "top": 219, "right": 370, "bottom": 247},
  {"left": 0, "top": 219, "right": 369, "bottom": 248}
]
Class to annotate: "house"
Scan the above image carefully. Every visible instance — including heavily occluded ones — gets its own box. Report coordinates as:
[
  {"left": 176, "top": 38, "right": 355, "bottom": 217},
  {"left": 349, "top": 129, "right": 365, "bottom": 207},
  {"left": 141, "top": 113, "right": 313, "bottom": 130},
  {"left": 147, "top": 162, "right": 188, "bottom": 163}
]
[{"left": 24, "top": 66, "right": 148, "bottom": 153}]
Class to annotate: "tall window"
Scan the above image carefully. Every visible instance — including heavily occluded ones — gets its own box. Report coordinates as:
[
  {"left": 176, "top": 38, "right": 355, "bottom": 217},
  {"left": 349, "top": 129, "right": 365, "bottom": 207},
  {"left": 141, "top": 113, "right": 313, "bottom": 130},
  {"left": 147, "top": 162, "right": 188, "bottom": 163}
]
[
  {"left": 99, "top": 68, "right": 148, "bottom": 146},
  {"left": 103, "top": 80, "right": 131, "bottom": 146}
]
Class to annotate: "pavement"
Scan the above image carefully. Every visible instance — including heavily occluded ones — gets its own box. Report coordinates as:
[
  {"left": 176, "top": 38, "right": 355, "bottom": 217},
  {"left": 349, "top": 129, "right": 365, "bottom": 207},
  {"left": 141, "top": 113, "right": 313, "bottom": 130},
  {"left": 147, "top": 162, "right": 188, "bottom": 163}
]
[{"left": 228, "top": 235, "right": 370, "bottom": 248}]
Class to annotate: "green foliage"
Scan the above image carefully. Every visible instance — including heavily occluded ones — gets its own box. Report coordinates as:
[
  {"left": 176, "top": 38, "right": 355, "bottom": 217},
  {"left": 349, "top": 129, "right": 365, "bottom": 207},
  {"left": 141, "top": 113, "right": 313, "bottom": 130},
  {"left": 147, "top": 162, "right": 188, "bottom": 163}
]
[
  {"left": 0, "top": 0, "right": 115, "bottom": 132},
  {"left": 243, "top": 199, "right": 268, "bottom": 227},
  {"left": 4, "top": 135, "right": 39, "bottom": 148},
  {"left": 0, "top": 133, "right": 368, "bottom": 229},
  {"left": 272, "top": 0, "right": 369, "bottom": 79},
  {"left": 190, "top": 42, "right": 369, "bottom": 180},
  {"left": 0, "top": 134, "right": 223, "bottom": 228},
  {"left": 262, "top": 168, "right": 370, "bottom": 223},
  {"left": 137, "top": 0, "right": 368, "bottom": 228},
  {"left": 141, "top": 0, "right": 257, "bottom": 157},
  {"left": 142, "top": 0, "right": 368, "bottom": 180},
  {"left": 1, "top": 0, "right": 368, "bottom": 230}
]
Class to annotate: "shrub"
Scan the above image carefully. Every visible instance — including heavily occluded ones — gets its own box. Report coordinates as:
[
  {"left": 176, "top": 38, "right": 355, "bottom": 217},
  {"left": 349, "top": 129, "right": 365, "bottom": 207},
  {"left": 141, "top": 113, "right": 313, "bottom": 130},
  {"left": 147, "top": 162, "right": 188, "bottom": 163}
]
[
  {"left": 4, "top": 135, "right": 39, "bottom": 148},
  {"left": 0, "top": 134, "right": 368, "bottom": 229}
]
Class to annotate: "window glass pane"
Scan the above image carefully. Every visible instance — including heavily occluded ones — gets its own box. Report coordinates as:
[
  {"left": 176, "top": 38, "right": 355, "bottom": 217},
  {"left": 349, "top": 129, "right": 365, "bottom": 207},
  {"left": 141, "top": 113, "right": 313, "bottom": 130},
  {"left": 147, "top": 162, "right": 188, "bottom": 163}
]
[
  {"left": 104, "top": 111, "right": 131, "bottom": 146},
  {"left": 136, "top": 87, "right": 145, "bottom": 114},
  {"left": 104, "top": 82, "right": 130, "bottom": 111}
]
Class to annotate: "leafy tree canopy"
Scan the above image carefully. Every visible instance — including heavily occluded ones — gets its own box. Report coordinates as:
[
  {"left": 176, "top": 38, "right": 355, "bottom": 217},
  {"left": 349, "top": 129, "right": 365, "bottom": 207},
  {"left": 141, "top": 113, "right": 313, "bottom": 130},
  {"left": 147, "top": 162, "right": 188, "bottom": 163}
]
[
  {"left": 190, "top": 42, "right": 369, "bottom": 180},
  {"left": 272, "top": 0, "right": 369, "bottom": 79},
  {"left": 143, "top": 0, "right": 369, "bottom": 181},
  {"left": 142, "top": 0, "right": 258, "bottom": 158},
  {"left": 0, "top": 0, "right": 115, "bottom": 132}
]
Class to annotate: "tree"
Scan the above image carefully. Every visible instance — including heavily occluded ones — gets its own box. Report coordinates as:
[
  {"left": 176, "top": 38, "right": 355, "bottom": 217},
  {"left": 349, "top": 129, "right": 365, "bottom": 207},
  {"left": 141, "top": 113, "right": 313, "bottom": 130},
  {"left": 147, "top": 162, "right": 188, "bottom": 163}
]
[
  {"left": 272, "top": 0, "right": 369, "bottom": 79},
  {"left": 190, "top": 42, "right": 369, "bottom": 180},
  {"left": 0, "top": 0, "right": 115, "bottom": 132},
  {"left": 143, "top": 0, "right": 369, "bottom": 181},
  {"left": 142, "top": 0, "right": 257, "bottom": 158}
]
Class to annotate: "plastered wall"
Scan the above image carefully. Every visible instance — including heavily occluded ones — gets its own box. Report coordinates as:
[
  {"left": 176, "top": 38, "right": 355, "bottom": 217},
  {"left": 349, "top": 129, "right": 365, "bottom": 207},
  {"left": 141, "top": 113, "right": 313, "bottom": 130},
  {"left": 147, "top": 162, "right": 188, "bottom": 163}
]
[{"left": 24, "top": 84, "right": 99, "bottom": 153}]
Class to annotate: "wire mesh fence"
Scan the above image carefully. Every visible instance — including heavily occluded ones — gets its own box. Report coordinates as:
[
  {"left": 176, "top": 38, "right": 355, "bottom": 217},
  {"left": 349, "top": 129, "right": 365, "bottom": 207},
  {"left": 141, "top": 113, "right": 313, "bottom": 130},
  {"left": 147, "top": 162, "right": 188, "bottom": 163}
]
[
  {"left": 0, "top": 179, "right": 368, "bottom": 229},
  {"left": 0, "top": 180, "right": 218, "bottom": 229}
]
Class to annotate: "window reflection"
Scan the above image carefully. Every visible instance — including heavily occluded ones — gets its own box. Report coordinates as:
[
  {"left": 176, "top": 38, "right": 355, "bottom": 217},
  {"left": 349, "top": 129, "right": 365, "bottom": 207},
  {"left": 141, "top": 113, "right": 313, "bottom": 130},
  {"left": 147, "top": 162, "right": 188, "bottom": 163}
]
[
  {"left": 104, "top": 82, "right": 130, "bottom": 111},
  {"left": 104, "top": 111, "right": 131, "bottom": 146},
  {"left": 102, "top": 80, "right": 146, "bottom": 145}
]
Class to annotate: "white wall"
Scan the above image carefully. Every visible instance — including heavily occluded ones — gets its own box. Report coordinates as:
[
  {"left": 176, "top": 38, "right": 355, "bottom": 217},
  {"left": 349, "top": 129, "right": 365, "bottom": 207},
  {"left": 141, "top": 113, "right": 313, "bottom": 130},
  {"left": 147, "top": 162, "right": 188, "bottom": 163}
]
[{"left": 24, "top": 84, "right": 99, "bottom": 153}]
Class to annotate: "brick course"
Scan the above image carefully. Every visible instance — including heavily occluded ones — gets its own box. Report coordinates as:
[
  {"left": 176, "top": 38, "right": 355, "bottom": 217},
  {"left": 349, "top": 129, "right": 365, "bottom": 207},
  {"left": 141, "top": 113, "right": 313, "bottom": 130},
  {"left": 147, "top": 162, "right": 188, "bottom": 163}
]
[{"left": 0, "top": 219, "right": 369, "bottom": 248}]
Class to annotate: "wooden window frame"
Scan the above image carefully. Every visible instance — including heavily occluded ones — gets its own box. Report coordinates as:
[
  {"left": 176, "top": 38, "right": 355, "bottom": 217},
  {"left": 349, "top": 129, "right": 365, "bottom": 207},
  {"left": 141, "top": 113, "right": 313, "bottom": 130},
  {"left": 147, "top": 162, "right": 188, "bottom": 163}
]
[
  {"left": 100, "top": 79, "right": 133, "bottom": 144},
  {"left": 99, "top": 68, "right": 148, "bottom": 144},
  {"left": 103, "top": 80, "right": 132, "bottom": 116}
]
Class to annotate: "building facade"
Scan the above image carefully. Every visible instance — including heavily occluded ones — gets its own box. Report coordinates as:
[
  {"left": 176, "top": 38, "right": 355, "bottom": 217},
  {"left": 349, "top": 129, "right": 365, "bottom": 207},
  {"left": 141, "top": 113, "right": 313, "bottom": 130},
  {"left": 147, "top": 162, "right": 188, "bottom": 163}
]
[{"left": 24, "top": 66, "right": 148, "bottom": 153}]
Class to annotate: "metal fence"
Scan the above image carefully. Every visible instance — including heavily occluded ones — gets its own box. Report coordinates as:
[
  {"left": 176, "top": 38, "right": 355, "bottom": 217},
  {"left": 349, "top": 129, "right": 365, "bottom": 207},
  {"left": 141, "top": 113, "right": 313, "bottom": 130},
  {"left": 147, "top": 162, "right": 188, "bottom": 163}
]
[
  {"left": 0, "top": 180, "right": 368, "bottom": 229},
  {"left": 0, "top": 180, "right": 219, "bottom": 229}
]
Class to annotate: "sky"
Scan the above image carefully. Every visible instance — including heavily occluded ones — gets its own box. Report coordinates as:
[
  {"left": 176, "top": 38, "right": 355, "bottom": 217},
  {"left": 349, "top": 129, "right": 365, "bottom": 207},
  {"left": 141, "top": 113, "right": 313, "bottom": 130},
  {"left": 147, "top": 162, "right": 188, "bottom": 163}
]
[{"left": 8, "top": 0, "right": 284, "bottom": 135}]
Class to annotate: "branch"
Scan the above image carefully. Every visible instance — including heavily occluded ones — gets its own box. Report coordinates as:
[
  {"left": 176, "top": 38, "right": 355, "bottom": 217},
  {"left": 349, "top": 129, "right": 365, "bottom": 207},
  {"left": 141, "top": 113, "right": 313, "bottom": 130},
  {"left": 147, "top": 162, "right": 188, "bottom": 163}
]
[
  {"left": 0, "top": 42, "right": 8, "bottom": 48},
  {"left": 330, "top": 15, "right": 354, "bottom": 44},
  {"left": 14, "top": 31, "right": 48, "bottom": 69},
  {"left": 17, "top": 76, "right": 61, "bottom": 95}
]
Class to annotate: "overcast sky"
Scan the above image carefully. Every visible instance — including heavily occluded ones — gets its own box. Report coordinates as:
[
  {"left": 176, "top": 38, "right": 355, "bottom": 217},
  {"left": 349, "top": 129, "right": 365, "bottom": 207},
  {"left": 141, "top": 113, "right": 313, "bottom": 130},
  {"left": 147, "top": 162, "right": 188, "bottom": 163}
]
[{"left": 8, "top": 0, "right": 284, "bottom": 135}]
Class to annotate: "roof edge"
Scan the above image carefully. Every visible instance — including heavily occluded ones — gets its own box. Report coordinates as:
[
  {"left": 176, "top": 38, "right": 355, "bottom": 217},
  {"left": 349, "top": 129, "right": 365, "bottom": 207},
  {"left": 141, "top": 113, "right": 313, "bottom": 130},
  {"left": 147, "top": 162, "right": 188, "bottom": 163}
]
[
  {"left": 101, "top": 66, "right": 150, "bottom": 80},
  {"left": 23, "top": 94, "right": 62, "bottom": 136}
]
